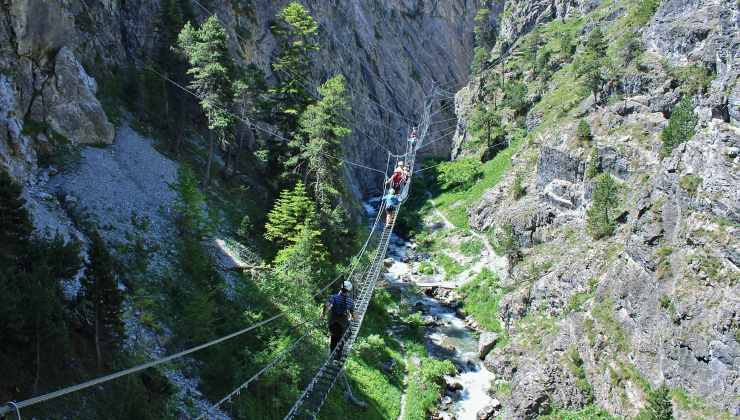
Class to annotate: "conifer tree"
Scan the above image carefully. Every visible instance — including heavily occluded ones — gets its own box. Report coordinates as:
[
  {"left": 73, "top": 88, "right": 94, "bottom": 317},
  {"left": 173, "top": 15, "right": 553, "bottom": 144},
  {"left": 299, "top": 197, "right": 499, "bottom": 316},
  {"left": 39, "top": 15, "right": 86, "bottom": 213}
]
[
  {"left": 586, "top": 172, "right": 620, "bottom": 239},
  {"left": 636, "top": 385, "right": 674, "bottom": 420},
  {"left": 660, "top": 96, "right": 697, "bottom": 157},
  {"left": 502, "top": 80, "right": 528, "bottom": 114},
  {"left": 270, "top": 2, "right": 319, "bottom": 132},
  {"left": 470, "top": 105, "right": 501, "bottom": 145},
  {"left": 292, "top": 75, "right": 351, "bottom": 213},
  {"left": 473, "top": 6, "right": 495, "bottom": 49},
  {"left": 577, "top": 119, "right": 592, "bottom": 143},
  {"left": 82, "top": 230, "right": 123, "bottom": 370},
  {"left": 0, "top": 170, "right": 33, "bottom": 267},
  {"left": 272, "top": 217, "right": 328, "bottom": 289},
  {"left": 156, "top": 0, "right": 190, "bottom": 153},
  {"left": 265, "top": 181, "right": 315, "bottom": 246},
  {"left": 586, "top": 147, "right": 601, "bottom": 178},
  {"left": 579, "top": 27, "right": 609, "bottom": 102},
  {"left": 0, "top": 170, "right": 82, "bottom": 393},
  {"left": 178, "top": 16, "right": 235, "bottom": 186},
  {"left": 585, "top": 27, "right": 607, "bottom": 58}
]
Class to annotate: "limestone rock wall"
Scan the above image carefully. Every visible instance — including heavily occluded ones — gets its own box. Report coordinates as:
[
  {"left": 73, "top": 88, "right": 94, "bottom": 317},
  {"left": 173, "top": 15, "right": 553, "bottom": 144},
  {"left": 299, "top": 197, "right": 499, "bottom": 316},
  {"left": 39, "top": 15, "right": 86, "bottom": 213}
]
[{"left": 456, "top": 0, "right": 739, "bottom": 417}]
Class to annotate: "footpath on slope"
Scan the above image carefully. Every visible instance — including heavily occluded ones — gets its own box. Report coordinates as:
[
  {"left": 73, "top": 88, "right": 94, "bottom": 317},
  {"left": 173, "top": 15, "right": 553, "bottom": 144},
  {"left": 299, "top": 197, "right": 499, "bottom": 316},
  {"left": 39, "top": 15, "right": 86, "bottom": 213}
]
[{"left": 412, "top": 192, "right": 506, "bottom": 289}]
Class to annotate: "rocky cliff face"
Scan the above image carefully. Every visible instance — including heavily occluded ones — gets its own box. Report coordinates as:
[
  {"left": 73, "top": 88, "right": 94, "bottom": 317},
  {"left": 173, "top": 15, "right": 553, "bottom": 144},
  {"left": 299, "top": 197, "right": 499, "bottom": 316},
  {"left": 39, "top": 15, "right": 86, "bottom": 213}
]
[
  {"left": 0, "top": 0, "right": 475, "bottom": 193},
  {"left": 452, "top": 0, "right": 739, "bottom": 418}
]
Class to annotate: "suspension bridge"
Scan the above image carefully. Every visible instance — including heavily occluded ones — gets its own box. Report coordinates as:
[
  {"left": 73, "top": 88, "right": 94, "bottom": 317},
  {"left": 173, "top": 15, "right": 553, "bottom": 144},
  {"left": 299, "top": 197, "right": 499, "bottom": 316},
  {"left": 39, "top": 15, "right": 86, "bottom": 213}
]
[{"left": 0, "top": 85, "right": 437, "bottom": 419}]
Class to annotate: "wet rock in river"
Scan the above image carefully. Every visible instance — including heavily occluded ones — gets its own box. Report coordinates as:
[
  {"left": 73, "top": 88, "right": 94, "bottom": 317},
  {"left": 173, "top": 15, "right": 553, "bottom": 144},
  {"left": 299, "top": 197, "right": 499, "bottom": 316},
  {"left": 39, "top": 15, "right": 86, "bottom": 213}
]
[
  {"left": 444, "top": 375, "right": 464, "bottom": 392},
  {"left": 478, "top": 332, "right": 499, "bottom": 360}
]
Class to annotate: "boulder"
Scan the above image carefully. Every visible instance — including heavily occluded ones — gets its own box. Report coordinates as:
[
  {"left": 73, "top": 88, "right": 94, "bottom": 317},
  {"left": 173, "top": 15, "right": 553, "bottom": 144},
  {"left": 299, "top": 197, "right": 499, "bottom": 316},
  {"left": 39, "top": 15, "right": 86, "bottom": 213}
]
[
  {"left": 477, "top": 404, "right": 497, "bottom": 420},
  {"left": 478, "top": 332, "right": 499, "bottom": 359},
  {"left": 444, "top": 375, "right": 464, "bottom": 392}
]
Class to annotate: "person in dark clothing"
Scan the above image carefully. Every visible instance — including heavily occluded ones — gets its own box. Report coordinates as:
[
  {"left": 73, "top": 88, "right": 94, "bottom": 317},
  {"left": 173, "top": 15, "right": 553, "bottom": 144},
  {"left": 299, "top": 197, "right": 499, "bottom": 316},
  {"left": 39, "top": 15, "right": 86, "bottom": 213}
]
[{"left": 324, "top": 281, "right": 355, "bottom": 358}]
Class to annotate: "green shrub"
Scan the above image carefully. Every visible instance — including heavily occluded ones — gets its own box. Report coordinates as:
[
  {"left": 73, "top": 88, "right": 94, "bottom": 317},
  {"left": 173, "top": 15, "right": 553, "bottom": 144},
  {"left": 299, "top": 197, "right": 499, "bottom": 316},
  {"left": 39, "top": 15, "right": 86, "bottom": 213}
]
[
  {"left": 586, "top": 147, "right": 600, "bottom": 178},
  {"left": 577, "top": 119, "right": 592, "bottom": 143},
  {"left": 566, "top": 346, "right": 593, "bottom": 402},
  {"left": 636, "top": 385, "right": 674, "bottom": 420},
  {"left": 437, "top": 253, "right": 464, "bottom": 280},
  {"left": 679, "top": 175, "right": 702, "bottom": 196},
  {"left": 403, "top": 311, "right": 425, "bottom": 335},
  {"left": 404, "top": 357, "right": 457, "bottom": 420},
  {"left": 436, "top": 157, "right": 483, "bottom": 190},
  {"left": 493, "top": 223, "right": 520, "bottom": 262},
  {"left": 418, "top": 261, "right": 435, "bottom": 275},
  {"left": 356, "top": 334, "right": 387, "bottom": 365},
  {"left": 540, "top": 405, "right": 618, "bottom": 420},
  {"left": 668, "top": 64, "right": 715, "bottom": 96},
  {"left": 460, "top": 238, "right": 483, "bottom": 256},
  {"left": 660, "top": 96, "right": 697, "bottom": 157},
  {"left": 459, "top": 268, "right": 505, "bottom": 332},
  {"left": 510, "top": 173, "right": 526, "bottom": 199},
  {"left": 586, "top": 172, "right": 620, "bottom": 239}
]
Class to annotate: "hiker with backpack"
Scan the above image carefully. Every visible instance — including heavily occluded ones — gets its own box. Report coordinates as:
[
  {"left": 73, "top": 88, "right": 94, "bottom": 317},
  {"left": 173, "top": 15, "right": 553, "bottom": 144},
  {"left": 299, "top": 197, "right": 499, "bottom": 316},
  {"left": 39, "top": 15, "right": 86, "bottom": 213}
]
[
  {"left": 383, "top": 188, "right": 401, "bottom": 224},
  {"left": 324, "top": 281, "right": 355, "bottom": 358},
  {"left": 386, "top": 161, "right": 407, "bottom": 192},
  {"left": 408, "top": 127, "right": 417, "bottom": 147}
]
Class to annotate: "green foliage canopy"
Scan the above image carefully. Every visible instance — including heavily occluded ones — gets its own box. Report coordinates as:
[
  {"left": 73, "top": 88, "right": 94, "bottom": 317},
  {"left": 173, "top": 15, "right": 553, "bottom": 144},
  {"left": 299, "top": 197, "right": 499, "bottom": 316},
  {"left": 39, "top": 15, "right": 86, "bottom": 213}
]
[
  {"left": 437, "top": 158, "right": 483, "bottom": 190},
  {"left": 586, "top": 172, "right": 620, "bottom": 239},
  {"left": 660, "top": 96, "right": 698, "bottom": 157}
]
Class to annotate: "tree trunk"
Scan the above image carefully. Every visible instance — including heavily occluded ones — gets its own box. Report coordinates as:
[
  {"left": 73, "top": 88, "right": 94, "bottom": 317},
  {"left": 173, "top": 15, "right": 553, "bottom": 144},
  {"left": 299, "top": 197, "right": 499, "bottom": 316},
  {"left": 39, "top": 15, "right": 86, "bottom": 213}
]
[
  {"left": 33, "top": 316, "right": 41, "bottom": 394},
  {"left": 95, "top": 303, "right": 102, "bottom": 371},
  {"left": 205, "top": 131, "right": 214, "bottom": 187}
]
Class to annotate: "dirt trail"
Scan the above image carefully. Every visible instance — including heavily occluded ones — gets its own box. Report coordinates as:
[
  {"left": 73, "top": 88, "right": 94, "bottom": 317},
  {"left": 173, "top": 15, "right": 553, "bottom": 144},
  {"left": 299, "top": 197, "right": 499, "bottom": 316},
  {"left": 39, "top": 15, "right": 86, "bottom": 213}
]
[{"left": 425, "top": 193, "right": 506, "bottom": 282}]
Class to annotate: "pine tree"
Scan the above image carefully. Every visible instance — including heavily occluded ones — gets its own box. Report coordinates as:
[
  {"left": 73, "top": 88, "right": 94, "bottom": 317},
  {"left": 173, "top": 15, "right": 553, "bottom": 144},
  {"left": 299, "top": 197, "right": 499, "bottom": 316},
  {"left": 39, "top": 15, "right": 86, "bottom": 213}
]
[
  {"left": 502, "top": 80, "right": 528, "bottom": 114},
  {"left": 586, "top": 147, "right": 601, "bottom": 178},
  {"left": 0, "top": 170, "right": 82, "bottom": 394},
  {"left": 577, "top": 119, "right": 592, "bottom": 143},
  {"left": 585, "top": 27, "right": 607, "bottom": 58},
  {"left": 156, "top": 0, "right": 189, "bottom": 153},
  {"left": 660, "top": 96, "right": 697, "bottom": 157},
  {"left": 292, "top": 75, "right": 351, "bottom": 212},
  {"left": 586, "top": 172, "right": 620, "bottom": 239},
  {"left": 178, "top": 16, "right": 236, "bottom": 186},
  {"left": 473, "top": 7, "right": 495, "bottom": 49},
  {"left": 81, "top": 230, "right": 123, "bottom": 370},
  {"left": 557, "top": 31, "right": 575, "bottom": 58},
  {"left": 636, "top": 385, "right": 674, "bottom": 420},
  {"left": 578, "top": 27, "right": 609, "bottom": 102},
  {"left": 270, "top": 2, "right": 319, "bottom": 132},
  {"left": 469, "top": 105, "right": 502, "bottom": 149},
  {"left": 272, "top": 217, "right": 328, "bottom": 289},
  {"left": 265, "top": 181, "right": 315, "bottom": 246},
  {"left": 0, "top": 170, "right": 33, "bottom": 267}
]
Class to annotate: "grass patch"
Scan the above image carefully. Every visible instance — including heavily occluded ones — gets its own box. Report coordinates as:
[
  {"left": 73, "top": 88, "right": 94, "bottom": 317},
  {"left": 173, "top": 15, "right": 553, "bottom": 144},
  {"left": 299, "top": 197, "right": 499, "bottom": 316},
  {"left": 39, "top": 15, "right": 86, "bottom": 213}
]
[
  {"left": 459, "top": 268, "right": 506, "bottom": 333},
  {"left": 459, "top": 238, "right": 484, "bottom": 257},
  {"left": 679, "top": 175, "right": 702, "bottom": 197},
  {"left": 565, "top": 277, "right": 599, "bottom": 314},
  {"left": 436, "top": 253, "right": 464, "bottom": 280},
  {"left": 539, "top": 405, "right": 618, "bottom": 419},
  {"left": 429, "top": 138, "right": 523, "bottom": 228},
  {"left": 565, "top": 346, "right": 593, "bottom": 402},
  {"left": 591, "top": 298, "right": 629, "bottom": 352}
]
